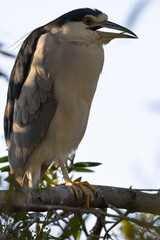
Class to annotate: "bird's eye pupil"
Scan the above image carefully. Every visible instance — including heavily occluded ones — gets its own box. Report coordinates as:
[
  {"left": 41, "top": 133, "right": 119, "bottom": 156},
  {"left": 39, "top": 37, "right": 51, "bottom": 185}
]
[{"left": 83, "top": 17, "right": 93, "bottom": 25}]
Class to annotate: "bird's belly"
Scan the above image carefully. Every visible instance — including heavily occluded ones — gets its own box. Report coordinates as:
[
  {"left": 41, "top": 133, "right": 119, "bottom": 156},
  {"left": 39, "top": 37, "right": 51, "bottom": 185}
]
[
  {"left": 33, "top": 95, "right": 91, "bottom": 166},
  {"left": 52, "top": 101, "right": 89, "bottom": 156},
  {"left": 30, "top": 43, "right": 104, "bottom": 165}
]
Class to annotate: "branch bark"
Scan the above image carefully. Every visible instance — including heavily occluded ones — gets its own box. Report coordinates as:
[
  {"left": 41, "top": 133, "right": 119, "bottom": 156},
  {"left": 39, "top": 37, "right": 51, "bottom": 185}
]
[{"left": 0, "top": 185, "right": 160, "bottom": 215}]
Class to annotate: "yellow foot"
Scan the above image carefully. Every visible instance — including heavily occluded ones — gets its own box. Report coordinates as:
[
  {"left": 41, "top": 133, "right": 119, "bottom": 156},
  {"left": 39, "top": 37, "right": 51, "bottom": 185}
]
[{"left": 66, "top": 180, "right": 96, "bottom": 208}]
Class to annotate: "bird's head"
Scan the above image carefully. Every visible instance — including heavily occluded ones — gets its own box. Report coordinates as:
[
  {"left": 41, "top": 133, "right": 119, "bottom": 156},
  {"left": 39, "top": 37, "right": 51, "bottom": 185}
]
[{"left": 52, "top": 8, "right": 137, "bottom": 44}]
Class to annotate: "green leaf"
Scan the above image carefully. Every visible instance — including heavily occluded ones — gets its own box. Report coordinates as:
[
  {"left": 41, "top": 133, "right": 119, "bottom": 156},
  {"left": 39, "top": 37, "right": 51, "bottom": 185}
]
[
  {"left": 73, "top": 177, "right": 82, "bottom": 182},
  {"left": 41, "top": 175, "right": 55, "bottom": 185},
  {"left": 121, "top": 220, "right": 137, "bottom": 240},
  {"left": 69, "top": 153, "right": 76, "bottom": 163},
  {"left": 4, "top": 173, "right": 15, "bottom": 186},
  {"left": 0, "top": 165, "right": 10, "bottom": 172},
  {"left": 74, "top": 162, "right": 101, "bottom": 168},
  {"left": 36, "top": 223, "right": 41, "bottom": 235},
  {"left": 74, "top": 166, "right": 94, "bottom": 172},
  {"left": 0, "top": 156, "right": 8, "bottom": 163},
  {"left": 60, "top": 214, "right": 83, "bottom": 239},
  {"left": 48, "top": 164, "right": 58, "bottom": 172},
  {"left": 0, "top": 50, "right": 15, "bottom": 58},
  {"left": 0, "top": 71, "right": 8, "bottom": 80}
]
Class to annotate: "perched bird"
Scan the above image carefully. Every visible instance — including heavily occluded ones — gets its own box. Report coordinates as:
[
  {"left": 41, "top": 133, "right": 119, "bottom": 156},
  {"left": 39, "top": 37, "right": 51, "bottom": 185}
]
[{"left": 4, "top": 8, "right": 137, "bottom": 206}]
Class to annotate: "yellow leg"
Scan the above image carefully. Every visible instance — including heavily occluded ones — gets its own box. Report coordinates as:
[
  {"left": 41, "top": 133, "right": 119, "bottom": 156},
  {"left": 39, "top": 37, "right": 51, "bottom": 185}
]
[{"left": 59, "top": 159, "right": 96, "bottom": 208}]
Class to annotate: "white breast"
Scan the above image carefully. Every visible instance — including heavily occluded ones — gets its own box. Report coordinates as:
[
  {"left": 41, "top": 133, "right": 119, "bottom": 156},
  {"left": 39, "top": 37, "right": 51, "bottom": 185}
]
[{"left": 29, "top": 38, "right": 104, "bottom": 168}]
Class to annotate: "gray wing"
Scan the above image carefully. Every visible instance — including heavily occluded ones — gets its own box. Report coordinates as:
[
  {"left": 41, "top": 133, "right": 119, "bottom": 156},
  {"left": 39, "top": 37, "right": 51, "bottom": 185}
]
[{"left": 4, "top": 28, "right": 58, "bottom": 178}]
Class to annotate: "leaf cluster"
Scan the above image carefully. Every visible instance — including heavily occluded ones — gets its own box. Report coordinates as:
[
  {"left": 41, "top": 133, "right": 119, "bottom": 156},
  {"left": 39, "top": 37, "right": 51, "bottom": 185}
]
[
  {"left": 0, "top": 155, "right": 101, "bottom": 239},
  {"left": 1, "top": 156, "right": 160, "bottom": 239},
  {"left": 116, "top": 213, "right": 160, "bottom": 240}
]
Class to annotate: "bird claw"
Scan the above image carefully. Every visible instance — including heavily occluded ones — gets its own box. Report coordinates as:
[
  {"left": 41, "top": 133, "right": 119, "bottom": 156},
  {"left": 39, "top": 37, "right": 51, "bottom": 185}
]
[
  {"left": 65, "top": 180, "right": 96, "bottom": 208},
  {"left": 66, "top": 180, "right": 79, "bottom": 199}
]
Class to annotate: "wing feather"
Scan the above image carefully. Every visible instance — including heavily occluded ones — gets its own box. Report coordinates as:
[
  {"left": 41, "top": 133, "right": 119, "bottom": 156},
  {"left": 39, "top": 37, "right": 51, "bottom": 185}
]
[{"left": 4, "top": 29, "right": 58, "bottom": 180}]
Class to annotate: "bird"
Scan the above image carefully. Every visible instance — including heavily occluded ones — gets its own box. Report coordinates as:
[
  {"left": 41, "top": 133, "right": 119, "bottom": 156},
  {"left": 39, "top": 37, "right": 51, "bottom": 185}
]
[{"left": 4, "top": 8, "right": 137, "bottom": 206}]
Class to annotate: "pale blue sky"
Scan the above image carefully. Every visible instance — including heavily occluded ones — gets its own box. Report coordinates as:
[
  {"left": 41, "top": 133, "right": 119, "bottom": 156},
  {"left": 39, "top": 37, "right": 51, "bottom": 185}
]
[{"left": 0, "top": 0, "right": 160, "bottom": 191}]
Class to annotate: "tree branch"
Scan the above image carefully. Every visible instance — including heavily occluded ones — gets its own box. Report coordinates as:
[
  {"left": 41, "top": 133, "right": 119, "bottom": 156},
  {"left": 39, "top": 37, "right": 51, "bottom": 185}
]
[{"left": 0, "top": 185, "right": 160, "bottom": 215}]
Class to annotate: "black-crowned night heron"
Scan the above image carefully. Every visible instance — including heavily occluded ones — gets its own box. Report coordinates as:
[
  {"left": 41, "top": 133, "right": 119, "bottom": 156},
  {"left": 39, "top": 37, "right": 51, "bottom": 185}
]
[{"left": 4, "top": 8, "right": 137, "bottom": 206}]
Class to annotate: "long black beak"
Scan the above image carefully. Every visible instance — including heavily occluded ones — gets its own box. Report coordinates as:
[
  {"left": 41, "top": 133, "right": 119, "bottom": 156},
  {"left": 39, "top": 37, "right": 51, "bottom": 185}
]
[{"left": 98, "top": 20, "right": 138, "bottom": 39}]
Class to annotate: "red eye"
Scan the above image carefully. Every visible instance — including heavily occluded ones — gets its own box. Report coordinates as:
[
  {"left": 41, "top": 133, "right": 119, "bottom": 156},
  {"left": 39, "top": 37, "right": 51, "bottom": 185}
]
[{"left": 83, "top": 17, "right": 93, "bottom": 25}]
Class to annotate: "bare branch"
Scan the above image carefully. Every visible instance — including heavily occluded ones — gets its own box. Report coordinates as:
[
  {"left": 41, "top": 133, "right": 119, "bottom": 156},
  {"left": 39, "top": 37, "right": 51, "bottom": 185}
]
[{"left": 0, "top": 185, "right": 160, "bottom": 215}]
